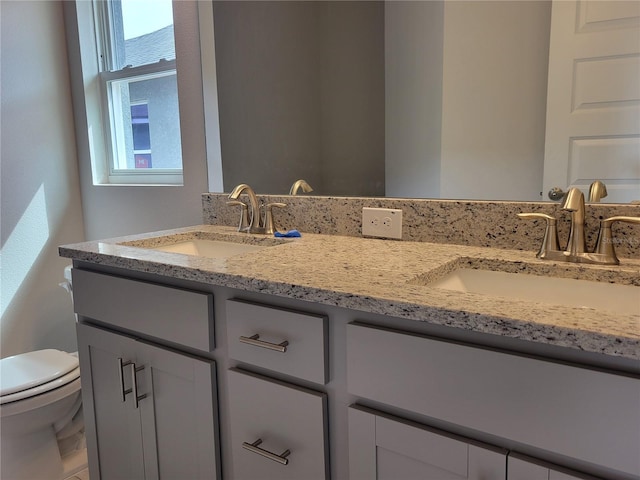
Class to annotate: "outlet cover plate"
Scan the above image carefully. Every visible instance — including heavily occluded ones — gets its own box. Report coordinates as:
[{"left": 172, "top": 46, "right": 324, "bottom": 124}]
[{"left": 362, "top": 207, "right": 403, "bottom": 239}]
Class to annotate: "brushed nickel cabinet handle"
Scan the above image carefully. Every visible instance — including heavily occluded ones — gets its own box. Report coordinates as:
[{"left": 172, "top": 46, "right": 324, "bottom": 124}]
[
  {"left": 242, "top": 439, "right": 291, "bottom": 465},
  {"left": 117, "top": 357, "right": 133, "bottom": 402},
  {"left": 239, "top": 334, "right": 289, "bottom": 353},
  {"left": 130, "top": 362, "right": 147, "bottom": 408}
]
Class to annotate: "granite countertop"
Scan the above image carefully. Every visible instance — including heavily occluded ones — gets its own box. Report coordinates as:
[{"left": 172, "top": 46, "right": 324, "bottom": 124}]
[{"left": 59, "top": 225, "right": 640, "bottom": 360}]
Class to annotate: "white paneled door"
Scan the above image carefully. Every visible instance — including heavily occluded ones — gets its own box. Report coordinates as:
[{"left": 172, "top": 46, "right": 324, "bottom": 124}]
[{"left": 543, "top": 0, "right": 640, "bottom": 203}]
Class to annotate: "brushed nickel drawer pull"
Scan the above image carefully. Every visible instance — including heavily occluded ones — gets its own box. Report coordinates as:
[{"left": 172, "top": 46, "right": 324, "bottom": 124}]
[
  {"left": 117, "top": 358, "right": 133, "bottom": 402},
  {"left": 242, "top": 438, "right": 291, "bottom": 465},
  {"left": 239, "top": 334, "right": 289, "bottom": 353}
]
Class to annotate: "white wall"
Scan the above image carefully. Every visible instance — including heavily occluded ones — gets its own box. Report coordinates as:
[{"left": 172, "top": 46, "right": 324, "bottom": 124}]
[
  {"left": 385, "top": 1, "right": 551, "bottom": 201},
  {"left": 1, "top": 1, "right": 86, "bottom": 357},
  {"left": 440, "top": 1, "right": 551, "bottom": 201},
  {"left": 0, "top": 0, "right": 210, "bottom": 357},
  {"left": 65, "top": 1, "right": 209, "bottom": 240}
]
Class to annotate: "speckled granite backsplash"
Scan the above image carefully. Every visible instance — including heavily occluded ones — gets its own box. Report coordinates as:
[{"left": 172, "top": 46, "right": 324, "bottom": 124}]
[{"left": 202, "top": 194, "right": 640, "bottom": 259}]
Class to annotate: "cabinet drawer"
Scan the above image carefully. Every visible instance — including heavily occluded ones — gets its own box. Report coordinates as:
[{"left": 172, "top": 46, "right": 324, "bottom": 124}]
[
  {"left": 226, "top": 368, "right": 329, "bottom": 480},
  {"left": 346, "top": 322, "right": 640, "bottom": 476},
  {"left": 72, "top": 269, "right": 214, "bottom": 351},
  {"left": 226, "top": 299, "right": 328, "bottom": 383}
]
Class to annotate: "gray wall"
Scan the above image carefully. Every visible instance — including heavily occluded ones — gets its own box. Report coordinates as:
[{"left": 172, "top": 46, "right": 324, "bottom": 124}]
[
  {"left": 209, "top": 1, "right": 550, "bottom": 200},
  {"left": 385, "top": 1, "right": 444, "bottom": 198},
  {"left": 213, "top": 1, "right": 385, "bottom": 196},
  {"left": 318, "top": 2, "right": 385, "bottom": 196},
  {"left": 1, "top": 0, "right": 86, "bottom": 356}
]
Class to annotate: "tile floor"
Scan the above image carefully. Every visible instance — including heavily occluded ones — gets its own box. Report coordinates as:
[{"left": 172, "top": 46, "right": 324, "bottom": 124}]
[
  {"left": 62, "top": 445, "right": 89, "bottom": 480},
  {"left": 65, "top": 468, "right": 90, "bottom": 480}
]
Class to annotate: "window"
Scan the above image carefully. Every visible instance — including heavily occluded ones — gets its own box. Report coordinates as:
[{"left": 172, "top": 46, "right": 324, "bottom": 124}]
[{"left": 94, "top": 0, "right": 182, "bottom": 184}]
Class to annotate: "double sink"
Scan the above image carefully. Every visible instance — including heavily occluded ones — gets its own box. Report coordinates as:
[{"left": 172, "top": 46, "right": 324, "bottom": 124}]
[{"left": 121, "top": 232, "right": 639, "bottom": 318}]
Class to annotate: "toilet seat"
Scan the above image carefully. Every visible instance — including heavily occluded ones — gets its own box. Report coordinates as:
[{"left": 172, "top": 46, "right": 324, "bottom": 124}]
[{"left": 0, "top": 350, "right": 80, "bottom": 404}]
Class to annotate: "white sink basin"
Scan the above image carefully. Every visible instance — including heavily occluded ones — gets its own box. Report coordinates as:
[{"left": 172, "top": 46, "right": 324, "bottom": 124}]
[
  {"left": 429, "top": 268, "right": 639, "bottom": 316},
  {"left": 150, "top": 239, "right": 267, "bottom": 259}
]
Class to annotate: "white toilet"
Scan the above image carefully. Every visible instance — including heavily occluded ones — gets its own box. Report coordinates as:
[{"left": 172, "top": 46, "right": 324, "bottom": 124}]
[
  {"left": 0, "top": 267, "right": 86, "bottom": 480},
  {"left": 0, "top": 349, "right": 84, "bottom": 480}
]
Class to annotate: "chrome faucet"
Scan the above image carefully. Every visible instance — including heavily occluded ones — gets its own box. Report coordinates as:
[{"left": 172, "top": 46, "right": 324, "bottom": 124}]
[
  {"left": 289, "top": 179, "right": 313, "bottom": 195},
  {"left": 229, "top": 184, "right": 263, "bottom": 233},
  {"left": 519, "top": 186, "right": 640, "bottom": 265}
]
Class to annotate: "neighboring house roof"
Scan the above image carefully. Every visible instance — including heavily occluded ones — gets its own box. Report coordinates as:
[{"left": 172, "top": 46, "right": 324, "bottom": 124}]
[{"left": 125, "top": 24, "right": 175, "bottom": 67}]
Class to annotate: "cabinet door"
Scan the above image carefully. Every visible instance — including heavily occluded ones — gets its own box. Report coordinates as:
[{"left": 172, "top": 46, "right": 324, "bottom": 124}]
[
  {"left": 136, "top": 339, "right": 220, "bottom": 479},
  {"left": 227, "top": 368, "right": 329, "bottom": 480},
  {"left": 347, "top": 323, "right": 640, "bottom": 475},
  {"left": 508, "top": 455, "right": 596, "bottom": 480},
  {"left": 78, "top": 323, "right": 221, "bottom": 480},
  {"left": 77, "top": 323, "right": 146, "bottom": 480},
  {"left": 349, "top": 406, "right": 507, "bottom": 480}
]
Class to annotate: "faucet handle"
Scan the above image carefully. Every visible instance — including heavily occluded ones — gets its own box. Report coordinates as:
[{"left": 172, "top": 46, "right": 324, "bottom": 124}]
[
  {"left": 517, "top": 213, "right": 563, "bottom": 260},
  {"left": 594, "top": 216, "right": 640, "bottom": 265},
  {"left": 227, "top": 200, "right": 250, "bottom": 232},
  {"left": 264, "top": 203, "right": 287, "bottom": 235}
]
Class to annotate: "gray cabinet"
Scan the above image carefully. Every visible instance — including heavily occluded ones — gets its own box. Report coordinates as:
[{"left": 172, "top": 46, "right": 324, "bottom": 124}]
[
  {"left": 72, "top": 269, "right": 214, "bottom": 351},
  {"left": 225, "top": 299, "right": 330, "bottom": 479},
  {"left": 346, "top": 322, "right": 640, "bottom": 477},
  {"left": 349, "top": 406, "right": 507, "bottom": 480},
  {"left": 70, "top": 264, "right": 637, "bottom": 480},
  {"left": 72, "top": 268, "right": 220, "bottom": 479},
  {"left": 226, "top": 368, "right": 329, "bottom": 480},
  {"left": 77, "top": 324, "right": 145, "bottom": 479},
  {"left": 77, "top": 319, "right": 220, "bottom": 479},
  {"left": 348, "top": 405, "right": 597, "bottom": 480},
  {"left": 226, "top": 299, "right": 328, "bottom": 384},
  {"left": 508, "top": 454, "right": 596, "bottom": 480}
]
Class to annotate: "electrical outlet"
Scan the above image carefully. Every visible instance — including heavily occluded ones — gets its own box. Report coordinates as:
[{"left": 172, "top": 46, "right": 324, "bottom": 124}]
[{"left": 362, "top": 207, "right": 403, "bottom": 239}]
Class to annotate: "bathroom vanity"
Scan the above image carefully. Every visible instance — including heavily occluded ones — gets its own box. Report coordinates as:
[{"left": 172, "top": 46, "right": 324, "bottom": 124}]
[{"left": 60, "top": 225, "right": 640, "bottom": 480}]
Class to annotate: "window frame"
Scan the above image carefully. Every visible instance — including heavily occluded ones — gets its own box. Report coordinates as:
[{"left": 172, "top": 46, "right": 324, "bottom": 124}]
[{"left": 93, "top": 0, "right": 183, "bottom": 186}]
